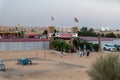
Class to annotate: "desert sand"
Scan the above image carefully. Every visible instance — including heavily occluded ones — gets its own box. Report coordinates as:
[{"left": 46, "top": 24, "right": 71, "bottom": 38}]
[{"left": 0, "top": 50, "right": 118, "bottom": 80}]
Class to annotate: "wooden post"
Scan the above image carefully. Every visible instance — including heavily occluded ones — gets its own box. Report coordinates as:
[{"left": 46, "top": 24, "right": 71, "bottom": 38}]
[
  {"left": 36, "top": 52, "right": 38, "bottom": 58},
  {"left": 44, "top": 50, "right": 46, "bottom": 59}
]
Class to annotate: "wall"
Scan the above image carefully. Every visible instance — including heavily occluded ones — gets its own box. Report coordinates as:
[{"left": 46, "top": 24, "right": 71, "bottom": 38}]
[
  {"left": 89, "top": 39, "right": 120, "bottom": 50},
  {"left": 0, "top": 41, "right": 49, "bottom": 51}
]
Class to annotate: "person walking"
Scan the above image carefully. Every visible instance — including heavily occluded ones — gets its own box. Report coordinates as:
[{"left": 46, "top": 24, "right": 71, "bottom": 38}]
[
  {"left": 83, "top": 45, "right": 87, "bottom": 56},
  {"left": 87, "top": 49, "right": 90, "bottom": 58}
]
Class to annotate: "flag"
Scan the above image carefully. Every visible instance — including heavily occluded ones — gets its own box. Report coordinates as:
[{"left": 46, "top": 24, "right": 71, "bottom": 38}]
[
  {"left": 51, "top": 16, "right": 54, "bottom": 21},
  {"left": 74, "top": 17, "right": 79, "bottom": 22}
]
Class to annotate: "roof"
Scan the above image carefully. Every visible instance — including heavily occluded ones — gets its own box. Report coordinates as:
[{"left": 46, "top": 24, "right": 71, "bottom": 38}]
[
  {"left": 0, "top": 32, "right": 18, "bottom": 34},
  {"left": 59, "top": 33, "right": 72, "bottom": 37},
  {"left": 25, "top": 34, "right": 40, "bottom": 36},
  {"left": 0, "top": 38, "right": 49, "bottom": 42}
]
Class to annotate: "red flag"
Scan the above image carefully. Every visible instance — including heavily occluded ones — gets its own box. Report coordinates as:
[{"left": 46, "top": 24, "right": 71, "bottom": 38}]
[
  {"left": 74, "top": 17, "right": 79, "bottom": 22},
  {"left": 51, "top": 16, "right": 54, "bottom": 21}
]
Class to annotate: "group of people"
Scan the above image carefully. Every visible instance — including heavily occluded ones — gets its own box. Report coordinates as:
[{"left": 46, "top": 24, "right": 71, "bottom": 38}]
[
  {"left": 76, "top": 45, "right": 90, "bottom": 58},
  {"left": 83, "top": 49, "right": 90, "bottom": 57}
]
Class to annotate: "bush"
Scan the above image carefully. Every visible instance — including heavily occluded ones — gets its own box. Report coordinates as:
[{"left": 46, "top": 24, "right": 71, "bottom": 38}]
[
  {"left": 52, "top": 39, "right": 72, "bottom": 53},
  {"left": 88, "top": 54, "right": 120, "bottom": 80},
  {"left": 64, "top": 43, "right": 72, "bottom": 53},
  {"left": 92, "top": 44, "right": 99, "bottom": 52}
]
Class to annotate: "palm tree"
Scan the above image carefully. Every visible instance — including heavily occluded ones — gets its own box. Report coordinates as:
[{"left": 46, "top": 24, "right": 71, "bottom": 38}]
[{"left": 42, "top": 29, "right": 48, "bottom": 35}]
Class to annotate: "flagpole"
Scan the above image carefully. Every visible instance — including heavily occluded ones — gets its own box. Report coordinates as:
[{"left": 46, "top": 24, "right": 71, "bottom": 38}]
[
  {"left": 74, "top": 21, "right": 76, "bottom": 27},
  {"left": 73, "top": 17, "right": 79, "bottom": 27},
  {"left": 50, "top": 16, "right": 54, "bottom": 26}
]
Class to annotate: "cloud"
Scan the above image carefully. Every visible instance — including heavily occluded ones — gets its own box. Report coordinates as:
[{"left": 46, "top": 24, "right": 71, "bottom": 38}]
[
  {"left": 0, "top": 0, "right": 120, "bottom": 29},
  {"left": 94, "top": 0, "right": 120, "bottom": 3}
]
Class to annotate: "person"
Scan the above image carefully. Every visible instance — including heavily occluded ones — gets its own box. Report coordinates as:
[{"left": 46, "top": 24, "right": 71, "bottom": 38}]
[
  {"left": 83, "top": 49, "right": 86, "bottom": 56},
  {"left": 83, "top": 45, "right": 86, "bottom": 49},
  {"left": 78, "top": 47, "right": 83, "bottom": 57},
  {"left": 79, "top": 51, "right": 83, "bottom": 57},
  {"left": 74, "top": 47, "right": 77, "bottom": 53},
  {"left": 83, "top": 45, "right": 87, "bottom": 56},
  {"left": 87, "top": 49, "right": 90, "bottom": 58}
]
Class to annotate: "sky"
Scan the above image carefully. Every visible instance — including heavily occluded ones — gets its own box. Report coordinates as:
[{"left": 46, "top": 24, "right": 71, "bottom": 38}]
[{"left": 0, "top": 0, "right": 120, "bottom": 29}]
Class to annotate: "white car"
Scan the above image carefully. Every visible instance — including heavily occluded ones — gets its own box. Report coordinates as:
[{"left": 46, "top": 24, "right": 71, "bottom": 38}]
[{"left": 103, "top": 44, "right": 116, "bottom": 51}]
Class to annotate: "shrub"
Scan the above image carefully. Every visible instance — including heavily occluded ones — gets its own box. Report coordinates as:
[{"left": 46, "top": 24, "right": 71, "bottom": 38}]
[
  {"left": 52, "top": 39, "right": 72, "bottom": 53},
  {"left": 88, "top": 54, "right": 120, "bottom": 80},
  {"left": 92, "top": 44, "right": 99, "bottom": 52},
  {"left": 64, "top": 43, "right": 72, "bottom": 53}
]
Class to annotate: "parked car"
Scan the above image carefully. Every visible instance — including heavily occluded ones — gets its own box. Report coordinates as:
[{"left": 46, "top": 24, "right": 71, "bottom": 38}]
[
  {"left": 103, "top": 44, "right": 116, "bottom": 51},
  {"left": 114, "top": 44, "right": 120, "bottom": 51}
]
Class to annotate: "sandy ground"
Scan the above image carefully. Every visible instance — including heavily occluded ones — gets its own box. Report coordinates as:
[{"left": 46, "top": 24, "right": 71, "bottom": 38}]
[{"left": 0, "top": 50, "right": 119, "bottom": 80}]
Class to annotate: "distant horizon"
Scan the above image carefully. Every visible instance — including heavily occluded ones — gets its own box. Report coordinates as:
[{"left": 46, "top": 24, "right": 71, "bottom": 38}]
[
  {"left": 0, "top": 0, "right": 120, "bottom": 29},
  {"left": 0, "top": 24, "right": 119, "bottom": 31}
]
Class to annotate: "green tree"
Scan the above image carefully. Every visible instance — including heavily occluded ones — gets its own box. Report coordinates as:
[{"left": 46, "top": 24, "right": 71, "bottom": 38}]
[
  {"left": 18, "top": 31, "right": 25, "bottom": 38},
  {"left": 52, "top": 39, "right": 71, "bottom": 58},
  {"left": 105, "top": 33, "right": 116, "bottom": 38},
  {"left": 72, "top": 38, "right": 99, "bottom": 51},
  {"left": 42, "top": 29, "right": 48, "bottom": 35},
  {"left": 117, "top": 34, "right": 120, "bottom": 38},
  {"left": 80, "top": 27, "right": 87, "bottom": 32},
  {"left": 54, "top": 29, "right": 58, "bottom": 33},
  {"left": 64, "top": 43, "right": 72, "bottom": 53},
  {"left": 72, "top": 39, "right": 80, "bottom": 49},
  {"left": 78, "top": 27, "right": 97, "bottom": 37},
  {"left": 52, "top": 39, "right": 65, "bottom": 58},
  {"left": 89, "top": 28, "right": 94, "bottom": 33}
]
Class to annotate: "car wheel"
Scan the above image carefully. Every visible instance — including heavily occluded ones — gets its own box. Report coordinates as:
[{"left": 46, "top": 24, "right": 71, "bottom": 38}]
[
  {"left": 103, "top": 47, "right": 105, "bottom": 50},
  {"left": 117, "top": 48, "right": 119, "bottom": 51}
]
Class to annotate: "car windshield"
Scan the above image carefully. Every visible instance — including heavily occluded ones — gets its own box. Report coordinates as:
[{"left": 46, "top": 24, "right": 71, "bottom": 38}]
[
  {"left": 115, "top": 45, "right": 120, "bottom": 47},
  {"left": 105, "top": 44, "right": 114, "bottom": 47},
  {"left": 109, "top": 45, "right": 114, "bottom": 47}
]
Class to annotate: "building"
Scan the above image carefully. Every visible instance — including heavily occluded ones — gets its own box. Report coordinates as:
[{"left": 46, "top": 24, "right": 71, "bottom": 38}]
[
  {"left": 71, "top": 27, "right": 78, "bottom": 33},
  {"left": 47, "top": 26, "right": 55, "bottom": 38},
  {"left": 0, "top": 32, "right": 18, "bottom": 39}
]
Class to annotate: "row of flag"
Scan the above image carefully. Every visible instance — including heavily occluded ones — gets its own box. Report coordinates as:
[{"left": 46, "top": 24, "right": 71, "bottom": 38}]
[{"left": 50, "top": 16, "right": 79, "bottom": 22}]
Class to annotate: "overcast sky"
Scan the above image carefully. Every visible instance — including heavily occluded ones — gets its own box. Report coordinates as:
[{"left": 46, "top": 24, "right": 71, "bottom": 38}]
[{"left": 0, "top": 0, "right": 120, "bottom": 29}]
